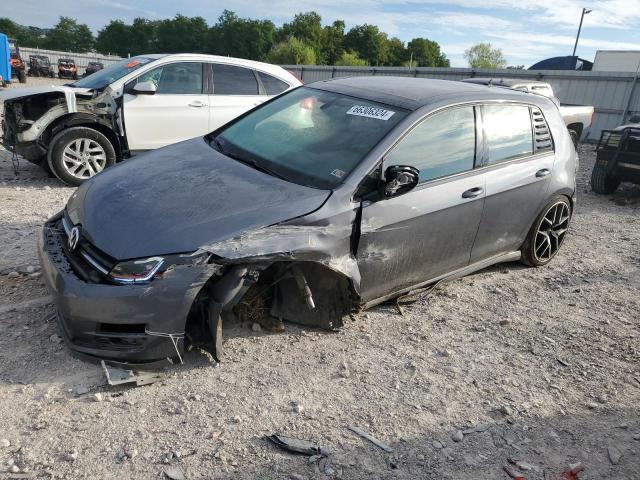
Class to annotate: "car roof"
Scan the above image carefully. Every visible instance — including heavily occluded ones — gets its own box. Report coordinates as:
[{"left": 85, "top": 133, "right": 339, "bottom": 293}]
[
  {"left": 133, "top": 53, "right": 298, "bottom": 81},
  {"left": 308, "top": 76, "right": 551, "bottom": 111}
]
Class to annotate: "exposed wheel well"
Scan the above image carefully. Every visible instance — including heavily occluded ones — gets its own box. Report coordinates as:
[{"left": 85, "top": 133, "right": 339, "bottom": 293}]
[
  {"left": 184, "top": 260, "right": 358, "bottom": 351},
  {"left": 43, "top": 115, "right": 122, "bottom": 161},
  {"left": 567, "top": 123, "right": 583, "bottom": 140}
]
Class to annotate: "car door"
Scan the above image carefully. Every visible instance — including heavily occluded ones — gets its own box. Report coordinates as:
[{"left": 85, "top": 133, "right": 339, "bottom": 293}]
[
  {"left": 357, "top": 105, "right": 487, "bottom": 303},
  {"left": 470, "top": 104, "right": 555, "bottom": 262},
  {"left": 123, "top": 62, "right": 209, "bottom": 151},
  {"left": 209, "top": 63, "right": 266, "bottom": 130}
]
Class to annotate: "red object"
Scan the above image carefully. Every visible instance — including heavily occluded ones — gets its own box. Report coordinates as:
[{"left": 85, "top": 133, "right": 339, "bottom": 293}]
[
  {"left": 503, "top": 465, "right": 526, "bottom": 480},
  {"left": 546, "top": 463, "right": 584, "bottom": 480}
]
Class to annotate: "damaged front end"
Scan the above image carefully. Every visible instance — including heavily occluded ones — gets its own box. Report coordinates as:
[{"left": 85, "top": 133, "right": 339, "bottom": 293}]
[
  {"left": 1, "top": 86, "right": 119, "bottom": 164},
  {"left": 39, "top": 211, "right": 362, "bottom": 366},
  {"left": 186, "top": 222, "right": 362, "bottom": 362}
]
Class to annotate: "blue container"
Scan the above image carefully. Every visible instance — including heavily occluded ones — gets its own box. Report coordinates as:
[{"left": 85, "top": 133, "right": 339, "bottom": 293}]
[{"left": 0, "top": 32, "right": 11, "bottom": 84}]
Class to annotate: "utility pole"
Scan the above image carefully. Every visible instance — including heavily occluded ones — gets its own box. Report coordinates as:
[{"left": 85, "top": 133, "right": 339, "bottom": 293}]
[{"left": 572, "top": 7, "right": 592, "bottom": 57}]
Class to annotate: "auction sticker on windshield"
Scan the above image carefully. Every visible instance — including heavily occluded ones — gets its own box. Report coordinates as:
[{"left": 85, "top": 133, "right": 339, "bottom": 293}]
[{"left": 347, "top": 105, "right": 395, "bottom": 120}]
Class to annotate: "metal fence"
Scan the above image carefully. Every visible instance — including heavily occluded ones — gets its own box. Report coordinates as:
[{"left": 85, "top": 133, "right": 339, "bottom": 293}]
[
  {"left": 19, "top": 47, "right": 123, "bottom": 72},
  {"left": 284, "top": 65, "right": 640, "bottom": 141}
]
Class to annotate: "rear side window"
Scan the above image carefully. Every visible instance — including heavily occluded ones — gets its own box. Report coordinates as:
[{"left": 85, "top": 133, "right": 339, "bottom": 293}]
[
  {"left": 136, "top": 62, "right": 203, "bottom": 94},
  {"left": 385, "top": 106, "right": 476, "bottom": 183},
  {"left": 257, "top": 71, "right": 290, "bottom": 95},
  {"left": 213, "top": 64, "right": 259, "bottom": 95},
  {"left": 483, "top": 105, "right": 533, "bottom": 164}
]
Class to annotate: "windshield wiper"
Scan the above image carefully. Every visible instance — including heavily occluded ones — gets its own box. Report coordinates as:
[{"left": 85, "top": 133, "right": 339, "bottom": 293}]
[{"left": 211, "top": 136, "right": 287, "bottom": 181}]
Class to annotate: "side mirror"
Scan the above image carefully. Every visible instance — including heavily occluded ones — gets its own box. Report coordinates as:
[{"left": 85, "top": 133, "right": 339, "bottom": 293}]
[
  {"left": 132, "top": 81, "right": 157, "bottom": 95},
  {"left": 630, "top": 114, "right": 640, "bottom": 124},
  {"left": 382, "top": 165, "right": 420, "bottom": 198}
]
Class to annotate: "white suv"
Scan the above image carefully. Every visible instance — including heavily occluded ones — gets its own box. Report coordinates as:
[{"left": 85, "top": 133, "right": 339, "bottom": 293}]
[{"left": 1, "top": 53, "right": 302, "bottom": 186}]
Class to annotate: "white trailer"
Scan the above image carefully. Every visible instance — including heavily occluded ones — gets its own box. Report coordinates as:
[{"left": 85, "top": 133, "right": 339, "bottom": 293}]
[{"left": 593, "top": 51, "right": 640, "bottom": 73}]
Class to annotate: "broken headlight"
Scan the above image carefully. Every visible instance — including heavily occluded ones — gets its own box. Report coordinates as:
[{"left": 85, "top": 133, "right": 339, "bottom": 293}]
[{"left": 109, "top": 252, "right": 211, "bottom": 284}]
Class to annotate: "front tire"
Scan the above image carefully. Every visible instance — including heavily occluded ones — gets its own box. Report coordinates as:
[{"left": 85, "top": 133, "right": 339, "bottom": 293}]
[
  {"left": 591, "top": 163, "right": 621, "bottom": 194},
  {"left": 48, "top": 127, "right": 116, "bottom": 187},
  {"left": 18, "top": 70, "right": 27, "bottom": 83},
  {"left": 521, "top": 196, "right": 571, "bottom": 267}
]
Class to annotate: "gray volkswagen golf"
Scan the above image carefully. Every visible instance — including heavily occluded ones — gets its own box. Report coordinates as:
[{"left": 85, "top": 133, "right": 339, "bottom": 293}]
[{"left": 38, "top": 77, "right": 576, "bottom": 365}]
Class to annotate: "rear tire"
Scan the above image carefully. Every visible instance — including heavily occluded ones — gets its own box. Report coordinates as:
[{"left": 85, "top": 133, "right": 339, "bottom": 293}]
[
  {"left": 18, "top": 70, "right": 27, "bottom": 84},
  {"left": 48, "top": 127, "right": 116, "bottom": 187},
  {"left": 591, "top": 163, "right": 621, "bottom": 194},
  {"left": 521, "top": 196, "right": 571, "bottom": 267}
]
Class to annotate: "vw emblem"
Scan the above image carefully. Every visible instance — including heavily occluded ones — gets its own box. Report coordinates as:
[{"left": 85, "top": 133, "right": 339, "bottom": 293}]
[{"left": 68, "top": 226, "right": 80, "bottom": 252}]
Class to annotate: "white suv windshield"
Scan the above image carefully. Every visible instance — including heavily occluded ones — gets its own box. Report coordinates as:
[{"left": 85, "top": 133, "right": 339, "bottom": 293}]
[
  {"left": 214, "top": 87, "right": 407, "bottom": 189},
  {"left": 73, "top": 56, "right": 156, "bottom": 90}
]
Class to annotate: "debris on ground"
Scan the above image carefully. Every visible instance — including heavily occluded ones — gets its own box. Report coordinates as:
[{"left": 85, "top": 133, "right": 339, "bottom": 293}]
[
  {"left": 101, "top": 360, "right": 164, "bottom": 386},
  {"left": 266, "top": 435, "right": 322, "bottom": 456},
  {"left": 346, "top": 426, "right": 394, "bottom": 452}
]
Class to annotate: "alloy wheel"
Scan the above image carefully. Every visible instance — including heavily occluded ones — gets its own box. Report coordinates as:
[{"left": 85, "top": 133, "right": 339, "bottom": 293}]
[
  {"left": 534, "top": 201, "right": 570, "bottom": 262},
  {"left": 61, "top": 138, "right": 107, "bottom": 179}
]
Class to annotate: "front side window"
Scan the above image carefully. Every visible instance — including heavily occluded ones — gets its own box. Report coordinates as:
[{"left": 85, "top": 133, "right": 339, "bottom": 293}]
[
  {"left": 135, "top": 62, "right": 203, "bottom": 94},
  {"left": 213, "top": 64, "right": 259, "bottom": 95},
  {"left": 214, "top": 87, "right": 408, "bottom": 189},
  {"left": 385, "top": 106, "right": 476, "bottom": 183},
  {"left": 483, "top": 105, "right": 533, "bottom": 165}
]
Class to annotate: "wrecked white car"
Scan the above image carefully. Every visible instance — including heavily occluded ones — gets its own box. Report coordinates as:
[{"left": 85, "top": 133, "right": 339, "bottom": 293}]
[
  {"left": 38, "top": 77, "right": 576, "bottom": 366},
  {"left": 1, "top": 54, "right": 301, "bottom": 186}
]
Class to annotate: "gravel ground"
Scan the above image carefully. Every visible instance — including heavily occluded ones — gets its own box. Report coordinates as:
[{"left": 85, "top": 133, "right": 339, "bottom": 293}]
[{"left": 0, "top": 79, "right": 639, "bottom": 479}]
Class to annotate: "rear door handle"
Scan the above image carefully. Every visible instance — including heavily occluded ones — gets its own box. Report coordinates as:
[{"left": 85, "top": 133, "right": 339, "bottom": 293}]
[
  {"left": 188, "top": 101, "right": 207, "bottom": 108},
  {"left": 535, "top": 168, "right": 551, "bottom": 178},
  {"left": 462, "top": 187, "right": 484, "bottom": 199}
]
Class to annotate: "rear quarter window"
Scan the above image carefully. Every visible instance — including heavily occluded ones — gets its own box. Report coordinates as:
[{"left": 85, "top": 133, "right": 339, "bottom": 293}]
[{"left": 257, "top": 71, "right": 290, "bottom": 95}]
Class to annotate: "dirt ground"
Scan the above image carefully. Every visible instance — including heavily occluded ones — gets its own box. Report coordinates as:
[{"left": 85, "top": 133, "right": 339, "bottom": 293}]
[{"left": 0, "top": 78, "right": 639, "bottom": 480}]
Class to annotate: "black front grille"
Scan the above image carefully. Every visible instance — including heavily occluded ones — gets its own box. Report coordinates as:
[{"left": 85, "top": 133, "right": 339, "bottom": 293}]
[{"left": 60, "top": 212, "right": 116, "bottom": 284}]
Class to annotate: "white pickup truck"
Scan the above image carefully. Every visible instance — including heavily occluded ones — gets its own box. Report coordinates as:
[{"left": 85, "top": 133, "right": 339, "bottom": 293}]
[{"left": 461, "top": 78, "right": 594, "bottom": 146}]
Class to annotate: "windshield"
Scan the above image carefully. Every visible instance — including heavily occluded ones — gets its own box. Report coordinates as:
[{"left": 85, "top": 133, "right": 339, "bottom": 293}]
[
  {"left": 214, "top": 87, "right": 408, "bottom": 189},
  {"left": 73, "top": 56, "right": 156, "bottom": 90}
]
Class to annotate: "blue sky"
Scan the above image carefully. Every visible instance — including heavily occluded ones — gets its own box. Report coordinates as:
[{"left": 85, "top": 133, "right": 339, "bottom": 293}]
[{"left": 2, "top": 0, "right": 640, "bottom": 66}]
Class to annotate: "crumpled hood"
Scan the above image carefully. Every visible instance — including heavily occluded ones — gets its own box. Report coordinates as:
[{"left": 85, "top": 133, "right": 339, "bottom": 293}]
[
  {"left": 0, "top": 85, "right": 93, "bottom": 109},
  {"left": 66, "top": 138, "right": 331, "bottom": 260}
]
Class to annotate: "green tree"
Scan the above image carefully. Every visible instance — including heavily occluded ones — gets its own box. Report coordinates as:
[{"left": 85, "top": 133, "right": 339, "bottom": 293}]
[
  {"left": 266, "top": 37, "right": 316, "bottom": 65},
  {"left": 335, "top": 51, "right": 368, "bottom": 66},
  {"left": 156, "top": 15, "right": 208, "bottom": 53},
  {"left": 386, "top": 37, "right": 407, "bottom": 66},
  {"left": 96, "top": 20, "right": 131, "bottom": 56},
  {"left": 407, "top": 38, "right": 449, "bottom": 67},
  {"left": 129, "top": 18, "right": 159, "bottom": 55},
  {"left": 0, "top": 17, "right": 42, "bottom": 46},
  {"left": 44, "top": 17, "right": 94, "bottom": 52},
  {"left": 208, "top": 10, "right": 275, "bottom": 60},
  {"left": 279, "top": 12, "right": 324, "bottom": 61},
  {"left": 464, "top": 42, "right": 506, "bottom": 69},
  {"left": 344, "top": 24, "right": 388, "bottom": 66},
  {"left": 321, "top": 20, "right": 345, "bottom": 65}
]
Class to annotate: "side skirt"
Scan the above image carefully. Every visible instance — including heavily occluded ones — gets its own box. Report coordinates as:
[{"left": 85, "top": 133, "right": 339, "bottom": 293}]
[{"left": 360, "top": 250, "right": 522, "bottom": 310}]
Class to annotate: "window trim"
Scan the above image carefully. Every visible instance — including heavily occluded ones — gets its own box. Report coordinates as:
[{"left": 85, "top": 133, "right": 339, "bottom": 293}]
[{"left": 125, "top": 61, "right": 205, "bottom": 96}]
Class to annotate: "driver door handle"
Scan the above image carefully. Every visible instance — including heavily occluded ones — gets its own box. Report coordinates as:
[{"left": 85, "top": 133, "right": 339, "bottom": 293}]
[
  {"left": 535, "top": 168, "right": 551, "bottom": 178},
  {"left": 188, "top": 101, "right": 207, "bottom": 108},
  {"left": 462, "top": 187, "right": 484, "bottom": 199}
]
